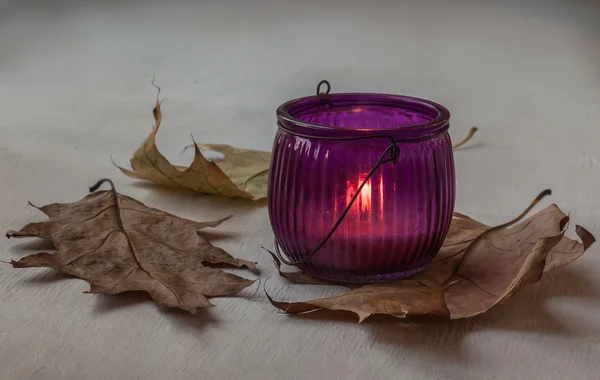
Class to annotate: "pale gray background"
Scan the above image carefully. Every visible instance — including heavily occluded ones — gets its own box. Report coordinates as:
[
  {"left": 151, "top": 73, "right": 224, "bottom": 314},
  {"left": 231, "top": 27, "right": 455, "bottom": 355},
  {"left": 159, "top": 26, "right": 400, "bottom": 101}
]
[{"left": 1, "top": 1, "right": 599, "bottom": 379}]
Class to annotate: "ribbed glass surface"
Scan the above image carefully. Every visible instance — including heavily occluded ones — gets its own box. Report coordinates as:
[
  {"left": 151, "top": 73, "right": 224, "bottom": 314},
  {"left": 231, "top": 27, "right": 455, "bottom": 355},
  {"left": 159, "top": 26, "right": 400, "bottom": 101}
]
[{"left": 269, "top": 94, "right": 455, "bottom": 283}]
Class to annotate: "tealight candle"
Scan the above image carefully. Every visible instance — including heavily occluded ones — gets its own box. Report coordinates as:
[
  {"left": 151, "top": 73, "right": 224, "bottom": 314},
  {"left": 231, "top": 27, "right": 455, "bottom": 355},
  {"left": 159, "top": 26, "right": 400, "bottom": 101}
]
[{"left": 268, "top": 82, "right": 455, "bottom": 283}]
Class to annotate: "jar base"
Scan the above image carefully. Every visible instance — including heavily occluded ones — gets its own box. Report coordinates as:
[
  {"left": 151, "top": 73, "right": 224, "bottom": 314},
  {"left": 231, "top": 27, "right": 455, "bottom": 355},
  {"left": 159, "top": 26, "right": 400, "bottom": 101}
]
[{"left": 299, "top": 258, "right": 433, "bottom": 284}]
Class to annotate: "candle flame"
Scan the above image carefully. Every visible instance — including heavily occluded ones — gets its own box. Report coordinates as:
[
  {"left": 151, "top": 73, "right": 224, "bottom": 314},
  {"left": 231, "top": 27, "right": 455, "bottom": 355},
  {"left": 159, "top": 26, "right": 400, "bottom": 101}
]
[
  {"left": 346, "top": 175, "right": 384, "bottom": 219},
  {"left": 346, "top": 176, "right": 372, "bottom": 216},
  {"left": 358, "top": 180, "right": 372, "bottom": 214}
]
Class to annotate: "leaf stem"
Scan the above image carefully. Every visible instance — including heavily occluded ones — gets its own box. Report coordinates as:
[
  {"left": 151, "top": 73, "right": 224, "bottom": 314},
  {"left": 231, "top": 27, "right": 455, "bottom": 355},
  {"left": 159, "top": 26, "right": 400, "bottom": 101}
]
[
  {"left": 452, "top": 127, "right": 478, "bottom": 150},
  {"left": 89, "top": 179, "right": 126, "bottom": 233}
]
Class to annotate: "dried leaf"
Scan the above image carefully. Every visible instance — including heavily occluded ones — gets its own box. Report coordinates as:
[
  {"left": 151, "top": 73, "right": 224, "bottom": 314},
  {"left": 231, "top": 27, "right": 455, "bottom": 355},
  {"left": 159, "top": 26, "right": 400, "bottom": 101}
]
[
  {"left": 268, "top": 195, "right": 595, "bottom": 321},
  {"left": 6, "top": 179, "right": 258, "bottom": 313},
  {"left": 117, "top": 96, "right": 270, "bottom": 200}
]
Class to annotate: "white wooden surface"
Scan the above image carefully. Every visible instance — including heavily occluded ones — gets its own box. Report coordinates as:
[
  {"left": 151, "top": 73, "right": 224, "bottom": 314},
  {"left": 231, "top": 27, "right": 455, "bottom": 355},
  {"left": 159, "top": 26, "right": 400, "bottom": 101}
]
[{"left": 1, "top": 1, "right": 599, "bottom": 379}]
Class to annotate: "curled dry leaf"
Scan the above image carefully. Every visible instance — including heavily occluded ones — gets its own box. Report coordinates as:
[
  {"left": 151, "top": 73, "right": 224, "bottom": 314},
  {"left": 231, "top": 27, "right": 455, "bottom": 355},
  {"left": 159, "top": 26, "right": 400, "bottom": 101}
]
[
  {"left": 6, "top": 179, "right": 258, "bottom": 313},
  {"left": 268, "top": 193, "right": 595, "bottom": 321},
  {"left": 116, "top": 94, "right": 270, "bottom": 200}
]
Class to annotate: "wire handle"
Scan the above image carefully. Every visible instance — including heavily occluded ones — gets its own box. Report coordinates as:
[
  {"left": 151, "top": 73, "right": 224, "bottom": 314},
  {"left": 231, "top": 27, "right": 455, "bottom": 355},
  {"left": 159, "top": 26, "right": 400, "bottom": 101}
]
[
  {"left": 316, "top": 79, "right": 331, "bottom": 95},
  {"left": 269, "top": 80, "right": 401, "bottom": 266}
]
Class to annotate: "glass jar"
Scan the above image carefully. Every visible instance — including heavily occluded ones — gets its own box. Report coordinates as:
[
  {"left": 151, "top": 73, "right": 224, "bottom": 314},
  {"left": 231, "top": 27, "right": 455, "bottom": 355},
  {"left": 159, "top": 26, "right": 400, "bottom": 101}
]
[{"left": 268, "top": 87, "right": 454, "bottom": 283}]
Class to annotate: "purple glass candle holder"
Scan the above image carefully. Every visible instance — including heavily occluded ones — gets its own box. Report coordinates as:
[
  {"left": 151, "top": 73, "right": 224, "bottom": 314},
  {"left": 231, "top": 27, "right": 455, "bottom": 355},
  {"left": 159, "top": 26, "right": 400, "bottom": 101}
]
[{"left": 268, "top": 81, "right": 455, "bottom": 283}]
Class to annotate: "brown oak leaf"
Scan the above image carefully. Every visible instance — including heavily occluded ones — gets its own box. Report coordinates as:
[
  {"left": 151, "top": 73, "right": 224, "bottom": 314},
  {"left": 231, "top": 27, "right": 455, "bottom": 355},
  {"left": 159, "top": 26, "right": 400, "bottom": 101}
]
[
  {"left": 116, "top": 89, "right": 270, "bottom": 200},
  {"left": 268, "top": 191, "right": 595, "bottom": 321},
  {"left": 6, "top": 179, "right": 258, "bottom": 313}
]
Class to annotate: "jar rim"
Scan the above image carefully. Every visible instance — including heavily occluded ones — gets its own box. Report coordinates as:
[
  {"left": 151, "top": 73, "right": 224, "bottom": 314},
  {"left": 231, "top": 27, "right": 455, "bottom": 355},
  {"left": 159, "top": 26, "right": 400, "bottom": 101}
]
[{"left": 276, "top": 93, "right": 450, "bottom": 141}]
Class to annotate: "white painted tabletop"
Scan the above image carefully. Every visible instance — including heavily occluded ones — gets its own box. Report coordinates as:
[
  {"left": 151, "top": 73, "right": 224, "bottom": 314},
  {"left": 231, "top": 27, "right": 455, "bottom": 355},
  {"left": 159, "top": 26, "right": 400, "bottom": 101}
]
[{"left": 1, "top": 1, "right": 599, "bottom": 379}]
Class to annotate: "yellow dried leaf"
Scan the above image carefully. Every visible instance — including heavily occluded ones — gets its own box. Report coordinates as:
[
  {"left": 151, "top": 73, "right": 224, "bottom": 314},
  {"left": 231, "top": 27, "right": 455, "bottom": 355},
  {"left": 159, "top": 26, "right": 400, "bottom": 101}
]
[{"left": 117, "top": 98, "right": 270, "bottom": 200}]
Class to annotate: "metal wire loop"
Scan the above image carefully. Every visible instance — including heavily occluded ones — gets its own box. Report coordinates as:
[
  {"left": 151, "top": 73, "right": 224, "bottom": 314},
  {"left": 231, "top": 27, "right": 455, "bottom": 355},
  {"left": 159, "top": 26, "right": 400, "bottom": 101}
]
[{"left": 316, "top": 79, "right": 331, "bottom": 95}]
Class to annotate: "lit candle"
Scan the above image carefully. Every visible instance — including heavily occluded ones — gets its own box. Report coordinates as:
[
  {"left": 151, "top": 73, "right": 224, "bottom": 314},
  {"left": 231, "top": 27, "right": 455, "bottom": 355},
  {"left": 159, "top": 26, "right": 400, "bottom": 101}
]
[{"left": 345, "top": 174, "right": 382, "bottom": 221}]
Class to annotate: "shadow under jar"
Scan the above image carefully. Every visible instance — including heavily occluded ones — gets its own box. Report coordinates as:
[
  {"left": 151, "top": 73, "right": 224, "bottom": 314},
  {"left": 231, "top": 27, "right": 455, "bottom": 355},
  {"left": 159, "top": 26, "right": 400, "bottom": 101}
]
[{"left": 268, "top": 91, "right": 455, "bottom": 283}]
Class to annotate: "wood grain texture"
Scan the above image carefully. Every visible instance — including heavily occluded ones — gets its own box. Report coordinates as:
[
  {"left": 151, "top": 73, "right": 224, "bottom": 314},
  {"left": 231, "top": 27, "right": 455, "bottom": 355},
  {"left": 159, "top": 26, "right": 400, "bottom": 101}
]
[{"left": 1, "top": 1, "right": 599, "bottom": 379}]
